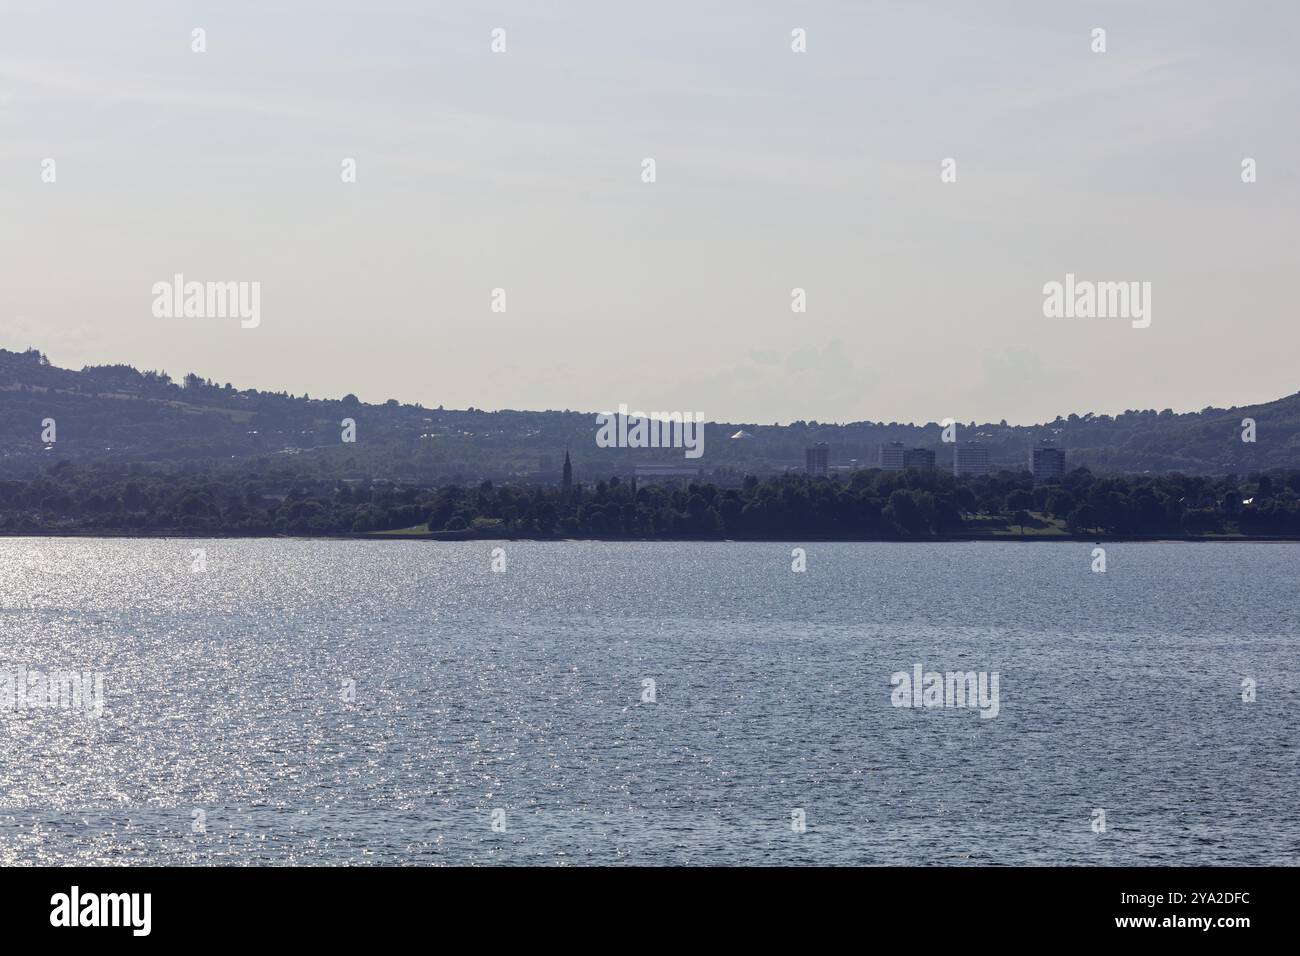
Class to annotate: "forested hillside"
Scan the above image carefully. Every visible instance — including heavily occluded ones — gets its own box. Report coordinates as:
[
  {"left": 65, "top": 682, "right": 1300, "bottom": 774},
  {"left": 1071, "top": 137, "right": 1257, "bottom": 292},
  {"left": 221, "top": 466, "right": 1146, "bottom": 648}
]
[{"left": 2, "top": 346, "right": 1298, "bottom": 481}]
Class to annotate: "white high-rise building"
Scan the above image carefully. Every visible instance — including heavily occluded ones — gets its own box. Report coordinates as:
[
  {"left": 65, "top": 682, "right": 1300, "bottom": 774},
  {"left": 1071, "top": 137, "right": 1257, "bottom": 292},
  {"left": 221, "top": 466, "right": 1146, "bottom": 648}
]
[
  {"left": 953, "top": 442, "right": 990, "bottom": 477},
  {"left": 805, "top": 443, "right": 829, "bottom": 477},
  {"left": 1031, "top": 444, "right": 1066, "bottom": 484},
  {"left": 903, "top": 447, "right": 936, "bottom": 470},
  {"left": 879, "top": 442, "right": 906, "bottom": 470}
]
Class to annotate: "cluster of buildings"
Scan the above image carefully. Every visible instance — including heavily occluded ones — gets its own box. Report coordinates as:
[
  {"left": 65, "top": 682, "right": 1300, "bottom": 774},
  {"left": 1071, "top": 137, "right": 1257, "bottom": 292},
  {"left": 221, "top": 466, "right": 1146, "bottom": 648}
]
[
  {"left": 802, "top": 440, "right": 1067, "bottom": 483},
  {"left": 878, "top": 442, "right": 937, "bottom": 471},
  {"left": 876, "top": 440, "right": 992, "bottom": 476}
]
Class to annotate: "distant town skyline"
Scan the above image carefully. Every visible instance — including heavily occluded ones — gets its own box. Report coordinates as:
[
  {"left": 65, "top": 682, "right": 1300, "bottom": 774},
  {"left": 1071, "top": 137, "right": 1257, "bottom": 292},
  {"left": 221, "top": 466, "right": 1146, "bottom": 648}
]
[{"left": 4, "top": 1, "right": 1298, "bottom": 425}]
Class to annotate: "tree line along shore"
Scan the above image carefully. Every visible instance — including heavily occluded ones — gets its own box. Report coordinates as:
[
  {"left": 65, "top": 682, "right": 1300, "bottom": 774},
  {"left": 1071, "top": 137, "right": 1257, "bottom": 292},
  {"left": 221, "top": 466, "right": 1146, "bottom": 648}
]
[{"left": 4, "top": 463, "right": 1300, "bottom": 540}]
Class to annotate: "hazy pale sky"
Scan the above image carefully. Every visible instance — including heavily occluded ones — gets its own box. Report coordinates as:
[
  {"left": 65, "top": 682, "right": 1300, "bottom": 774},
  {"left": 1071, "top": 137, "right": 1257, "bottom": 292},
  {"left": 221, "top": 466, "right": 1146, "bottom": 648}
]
[{"left": 3, "top": 1, "right": 1297, "bottom": 424}]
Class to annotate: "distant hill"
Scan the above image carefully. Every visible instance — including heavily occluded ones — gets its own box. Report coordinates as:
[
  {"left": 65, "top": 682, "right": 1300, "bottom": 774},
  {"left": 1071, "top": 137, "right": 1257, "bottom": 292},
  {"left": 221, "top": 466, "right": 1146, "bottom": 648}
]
[{"left": 2, "top": 347, "right": 1297, "bottom": 481}]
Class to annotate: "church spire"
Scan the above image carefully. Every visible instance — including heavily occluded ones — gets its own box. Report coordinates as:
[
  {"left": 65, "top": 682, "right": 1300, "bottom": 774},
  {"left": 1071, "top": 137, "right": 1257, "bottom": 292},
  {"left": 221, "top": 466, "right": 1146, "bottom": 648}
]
[{"left": 562, "top": 448, "right": 573, "bottom": 494}]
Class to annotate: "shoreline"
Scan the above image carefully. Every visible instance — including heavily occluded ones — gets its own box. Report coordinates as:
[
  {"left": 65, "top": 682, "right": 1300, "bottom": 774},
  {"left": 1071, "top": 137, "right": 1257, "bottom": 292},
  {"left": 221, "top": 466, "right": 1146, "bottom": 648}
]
[{"left": 4, "top": 529, "right": 1300, "bottom": 544}]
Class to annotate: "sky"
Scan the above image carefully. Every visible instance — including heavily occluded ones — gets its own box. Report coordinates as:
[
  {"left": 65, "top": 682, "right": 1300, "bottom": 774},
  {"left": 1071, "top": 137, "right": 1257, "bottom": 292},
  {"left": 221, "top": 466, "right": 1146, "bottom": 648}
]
[{"left": 2, "top": 0, "right": 1297, "bottom": 425}]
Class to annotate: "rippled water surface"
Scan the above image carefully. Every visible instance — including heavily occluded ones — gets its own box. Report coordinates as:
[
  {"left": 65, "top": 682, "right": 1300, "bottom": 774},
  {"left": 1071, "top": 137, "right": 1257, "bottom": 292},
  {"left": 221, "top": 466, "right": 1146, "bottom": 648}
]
[{"left": 0, "top": 538, "right": 1296, "bottom": 865}]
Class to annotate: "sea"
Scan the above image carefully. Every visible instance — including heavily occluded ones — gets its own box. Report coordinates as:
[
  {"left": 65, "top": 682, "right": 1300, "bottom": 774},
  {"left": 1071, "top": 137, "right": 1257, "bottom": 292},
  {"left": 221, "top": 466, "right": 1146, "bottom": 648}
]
[{"left": 1, "top": 538, "right": 1296, "bottom": 865}]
